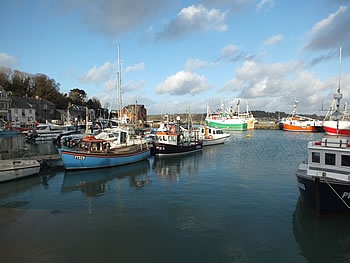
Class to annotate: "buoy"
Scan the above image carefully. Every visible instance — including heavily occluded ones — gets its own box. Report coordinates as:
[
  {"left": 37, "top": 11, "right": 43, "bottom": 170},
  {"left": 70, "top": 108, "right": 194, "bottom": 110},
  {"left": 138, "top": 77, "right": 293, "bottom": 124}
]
[{"left": 246, "top": 134, "right": 251, "bottom": 138}]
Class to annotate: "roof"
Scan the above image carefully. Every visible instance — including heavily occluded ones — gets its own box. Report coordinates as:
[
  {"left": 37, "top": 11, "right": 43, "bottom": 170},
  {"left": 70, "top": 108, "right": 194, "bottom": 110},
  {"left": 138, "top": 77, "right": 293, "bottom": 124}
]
[
  {"left": 26, "top": 97, "right": 55, "bottom": 106},
  {"left": 10, "top": 97, "right": 33, "bottom": 109}
]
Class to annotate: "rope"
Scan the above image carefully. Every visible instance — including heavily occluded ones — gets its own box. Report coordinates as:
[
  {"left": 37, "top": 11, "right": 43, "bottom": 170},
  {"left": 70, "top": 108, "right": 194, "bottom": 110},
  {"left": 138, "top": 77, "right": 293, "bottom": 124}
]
[{"left": 323, "top": 174, "right": 350, "bottom": 209}]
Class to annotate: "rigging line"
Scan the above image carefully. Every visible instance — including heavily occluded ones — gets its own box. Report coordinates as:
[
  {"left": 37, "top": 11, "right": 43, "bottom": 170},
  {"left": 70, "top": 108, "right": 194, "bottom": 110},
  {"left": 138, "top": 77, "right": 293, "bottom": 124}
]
[{"left": 323, "top": 176, "right": 350, "bottom": 209}]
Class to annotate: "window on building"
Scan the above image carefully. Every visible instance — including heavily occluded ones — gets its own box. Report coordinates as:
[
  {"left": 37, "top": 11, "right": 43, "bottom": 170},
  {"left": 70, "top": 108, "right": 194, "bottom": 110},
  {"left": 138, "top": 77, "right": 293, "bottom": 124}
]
[
  {"left": 341, "top": 155, "right": 350, "bottom": 167},
  {"left": 22, "top": 109, "right": 25, "bottom": 117},
  {"left": 325, "top": 153, "right": 336, "bottom": 165},
  {"left": 311, "top": 152, "right": 320, "bottom": 163}
]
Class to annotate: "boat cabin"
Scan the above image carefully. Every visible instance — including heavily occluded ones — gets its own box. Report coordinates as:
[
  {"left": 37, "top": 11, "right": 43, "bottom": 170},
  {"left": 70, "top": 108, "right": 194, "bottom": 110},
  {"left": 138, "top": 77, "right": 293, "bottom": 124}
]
[
  {"left": 307, "top": 137, "right": 350, "bottom": 181},
  {"left": 155, "top": 131, "right": 179, "bottom": 146},
  {"left": 200, "top": 126, "right": 225, "bottom": 138},
  {"left": 77, "top": 136, "right": 111, "bottom": 153}
]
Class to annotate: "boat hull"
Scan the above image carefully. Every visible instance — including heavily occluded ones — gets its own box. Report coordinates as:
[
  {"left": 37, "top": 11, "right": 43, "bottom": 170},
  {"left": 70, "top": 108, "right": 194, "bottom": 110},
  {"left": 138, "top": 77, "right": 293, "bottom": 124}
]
[
  {"left": 202, "top": 135, "right": 230, "bottom": 146},
  {"left": 296, "top": 169, "right": 350, "bottom": 216},
  {"left": 0, "top": 160, "right": 40, "bottom": 183},
  {"left": 58, "top": 148, "right": 151, "bottom": 170},
  {"left": 245, "top": 119, "right": 255, "bottom": 130},
  {"left": 153, "top": 142, "right": 203, "bottom": 156},
  {"left": 205, "top": 119, "right": 247, "bottom": 131},
  {"left": 283, "top": 123, "right": 324, "bottom": 132},
  {"left": 322, "top": 121, "right": 350, "bottom": 136},
  {"left": 0, "top": 130, "right": 19, "bottom": 136}
]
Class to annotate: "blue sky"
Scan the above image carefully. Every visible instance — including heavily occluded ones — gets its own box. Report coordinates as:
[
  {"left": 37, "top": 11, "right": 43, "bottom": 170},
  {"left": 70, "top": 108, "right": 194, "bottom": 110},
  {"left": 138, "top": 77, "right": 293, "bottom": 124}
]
[{"left": 1, "top": 0, "right": 350, "bottom": 115}]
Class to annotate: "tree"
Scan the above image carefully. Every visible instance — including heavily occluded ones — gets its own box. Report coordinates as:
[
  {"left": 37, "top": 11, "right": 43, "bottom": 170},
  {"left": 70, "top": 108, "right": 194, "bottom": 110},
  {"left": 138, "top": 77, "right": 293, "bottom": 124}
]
[
  {"left": 86, "top": 96, "right": 101, "bottom": 111},
  {"left": 69, "top": 88, "right": 87, "bottom": 105},
  {"left": 0, "top": 67, "right": 12, "bottom": 90}
]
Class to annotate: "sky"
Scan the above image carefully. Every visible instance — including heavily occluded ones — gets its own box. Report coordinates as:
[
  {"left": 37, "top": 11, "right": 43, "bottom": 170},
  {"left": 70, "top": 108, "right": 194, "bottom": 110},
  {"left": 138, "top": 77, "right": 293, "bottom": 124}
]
[{"left": 1, "top": 0, "right": 350, "bottom": 116}]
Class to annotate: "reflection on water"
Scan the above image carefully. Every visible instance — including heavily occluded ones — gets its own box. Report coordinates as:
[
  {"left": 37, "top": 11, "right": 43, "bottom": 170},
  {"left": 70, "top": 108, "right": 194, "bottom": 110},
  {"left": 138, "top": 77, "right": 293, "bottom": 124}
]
[
  {"left": 293, "top": 197, "right": 350, "bottom": 263},
  {"left": 0, "top": 175, "right": 42, "bottom": 201},
  {"left": 62, "top": 160, "right": 151, "bottom": 196},
  {"left": 152, "top": 152, "right": 201, "bottom": 182},
  {"left": 0, "top": 134, "right": 59, "bottom": 159},
  {"left": 0, "top": 130, "right": 341, "bottom": 262}
]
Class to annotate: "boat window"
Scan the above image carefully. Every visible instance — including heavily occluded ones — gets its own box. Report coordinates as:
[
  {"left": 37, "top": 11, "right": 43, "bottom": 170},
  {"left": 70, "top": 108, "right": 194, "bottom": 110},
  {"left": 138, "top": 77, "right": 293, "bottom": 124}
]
[
  {"left": 163, "top": 136, "right": 167, "bottom": 141},
  {"left": 341, "top": 155, "right": 350, "bottom": 167},
  {"left": 325, "top": 153, "right": 336, "bottom": 166},
  {"left": 311, "top": 152, "right": 320, "bottom": 163}
]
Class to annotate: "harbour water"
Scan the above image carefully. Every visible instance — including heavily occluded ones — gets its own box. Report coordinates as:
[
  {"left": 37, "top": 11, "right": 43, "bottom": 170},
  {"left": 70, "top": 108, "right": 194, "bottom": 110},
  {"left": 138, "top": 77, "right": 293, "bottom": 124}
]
[{"left": 0, "top": 130, "right": 350, "bottom": 263}]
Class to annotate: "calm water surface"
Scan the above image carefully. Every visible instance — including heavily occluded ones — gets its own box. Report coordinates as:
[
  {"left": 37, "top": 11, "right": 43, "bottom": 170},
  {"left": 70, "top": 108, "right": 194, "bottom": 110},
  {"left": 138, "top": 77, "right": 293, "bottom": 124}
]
[{"left": 0, "top": 131, "right": 350, "bottom": 263}]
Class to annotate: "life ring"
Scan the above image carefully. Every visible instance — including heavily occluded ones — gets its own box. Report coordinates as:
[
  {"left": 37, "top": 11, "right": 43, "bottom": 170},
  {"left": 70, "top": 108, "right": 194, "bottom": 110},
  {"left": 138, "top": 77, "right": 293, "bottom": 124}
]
[
  {"left": 169, "top": 126, "right": 176, "bottom": 134},
  {"left": 208, "top": 135, "right": 213, "bottom": 139}
]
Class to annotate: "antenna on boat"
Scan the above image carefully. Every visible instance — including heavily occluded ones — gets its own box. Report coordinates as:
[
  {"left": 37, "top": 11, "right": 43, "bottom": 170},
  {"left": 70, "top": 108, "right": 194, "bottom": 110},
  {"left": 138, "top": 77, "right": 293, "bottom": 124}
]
[{"left": 334, "top": 47, "right": 343, "bottom": 136}]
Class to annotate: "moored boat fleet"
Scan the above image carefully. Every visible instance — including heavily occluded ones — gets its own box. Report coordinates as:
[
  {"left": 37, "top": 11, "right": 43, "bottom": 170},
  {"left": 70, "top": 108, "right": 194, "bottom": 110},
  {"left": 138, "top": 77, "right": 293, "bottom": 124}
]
[{"left": 2, "top": 48, "right": 350, "bottom": 219}]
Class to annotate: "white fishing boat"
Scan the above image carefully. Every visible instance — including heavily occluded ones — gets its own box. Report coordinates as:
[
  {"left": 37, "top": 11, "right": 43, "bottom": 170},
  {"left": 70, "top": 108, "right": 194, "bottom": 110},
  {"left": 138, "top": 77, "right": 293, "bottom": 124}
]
[
  {"left": 0, "top": 159, "right": 40, "bottom": 183},
  {"left": 322, "top": 48, "right": 350, "bottom": 136},
  {"left": 24, "top": 122, "right": 76, "bottom": 142},
  {"left": 198, "top": 126, "right": 231, "bottom": 146}
]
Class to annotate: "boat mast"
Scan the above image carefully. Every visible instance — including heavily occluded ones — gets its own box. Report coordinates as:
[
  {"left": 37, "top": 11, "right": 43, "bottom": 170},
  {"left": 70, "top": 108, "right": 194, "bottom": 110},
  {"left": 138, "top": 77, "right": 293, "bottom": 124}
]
[
  {"left": 334, "top": 47, "right": 343, "bottom": 135},
  {"left": 117, "top": 44, "right": 122, "bottom": 121}
]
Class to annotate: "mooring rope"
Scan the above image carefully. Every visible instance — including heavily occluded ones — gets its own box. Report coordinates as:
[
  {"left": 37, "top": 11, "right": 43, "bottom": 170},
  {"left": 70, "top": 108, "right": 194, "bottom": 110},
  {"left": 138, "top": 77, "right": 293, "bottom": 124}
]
[{"left": 323, "top": 175, "right": 350, "bottom": 209}]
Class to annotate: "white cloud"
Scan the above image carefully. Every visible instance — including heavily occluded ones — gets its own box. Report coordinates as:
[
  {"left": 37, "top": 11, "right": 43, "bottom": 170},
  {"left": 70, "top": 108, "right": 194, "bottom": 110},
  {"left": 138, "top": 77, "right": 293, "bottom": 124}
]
[
  {"left": 303, "top": 5, "right": 350, "bottom": 53},
  {"left": 216, "top": 44, "right": 243, "bottom": 62},
  {"left": 263, "top": 34, "right": 284, "bottom": 46},
  {"left": 220, "top": 60, "right": 335, "bottom": 113},
  {"left": 124, "top": 62, "right": 145, "bottom": 73},
  {"left": 256, "top": 0, "right": 274, "bottom": 12},
  {"left": 185, "top": 59, "right": 211, "bottom": 72},
  {"left": 80, "top": 62, "right": 115, "bottom": 83},
  {"left": 155, "top": 5, "right": 228, "bottom": 40},
  {"left": 156, "top": 71, "right": 211, "bottom": 95},
  {"left": 0, "top": 53, "right": 18, "bottom": 68}
]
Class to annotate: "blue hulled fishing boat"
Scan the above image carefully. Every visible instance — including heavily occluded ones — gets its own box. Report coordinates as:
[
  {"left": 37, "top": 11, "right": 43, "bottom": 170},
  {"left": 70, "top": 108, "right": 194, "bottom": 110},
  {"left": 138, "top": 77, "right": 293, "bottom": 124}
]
[{"left": 58, "top": 135, "right": 150, "bottom": 170}]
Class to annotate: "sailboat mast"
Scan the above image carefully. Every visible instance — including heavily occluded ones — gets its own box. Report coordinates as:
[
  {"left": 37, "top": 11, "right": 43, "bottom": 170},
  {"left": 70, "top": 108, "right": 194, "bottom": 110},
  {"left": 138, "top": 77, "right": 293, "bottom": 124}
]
[{"left": 117, "top": 44, "right": 122, "bottom": 120}]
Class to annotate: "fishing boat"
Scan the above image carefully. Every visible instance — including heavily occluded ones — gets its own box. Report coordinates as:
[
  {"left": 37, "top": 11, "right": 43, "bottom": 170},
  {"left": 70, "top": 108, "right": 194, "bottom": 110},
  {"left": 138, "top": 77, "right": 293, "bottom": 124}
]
[
  {"left": 295, "top": 136, "right": 350, "bottom": 216},
  {"left": 198, "top": 126, "right": 231, "bottom": 146},
  {"left": 322, "top": 48, "right": 350, "bottom": 136},
  {"left": 281, "top": 100, "right": 323, "bottom": 132},
  {"left": 205, "top": 102, "right": 247, "bottom": 131},
  {"left": 0, "top": 159, "right": 40, "bottom": 183},
  {"left": 24, "top": 122, "right": 76, "bottom": 142},
  {"left": 152, "top": 117, "right": 203, "bottom": 156},
  {"left": 295, "top": 50, "right": 350, "bottom": 215},
  {"left": 58, "top": 135, "right": 150, "bottom": 170},
  {"left": 322, "top": 91, "right": 350, "bottom": 136}
]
